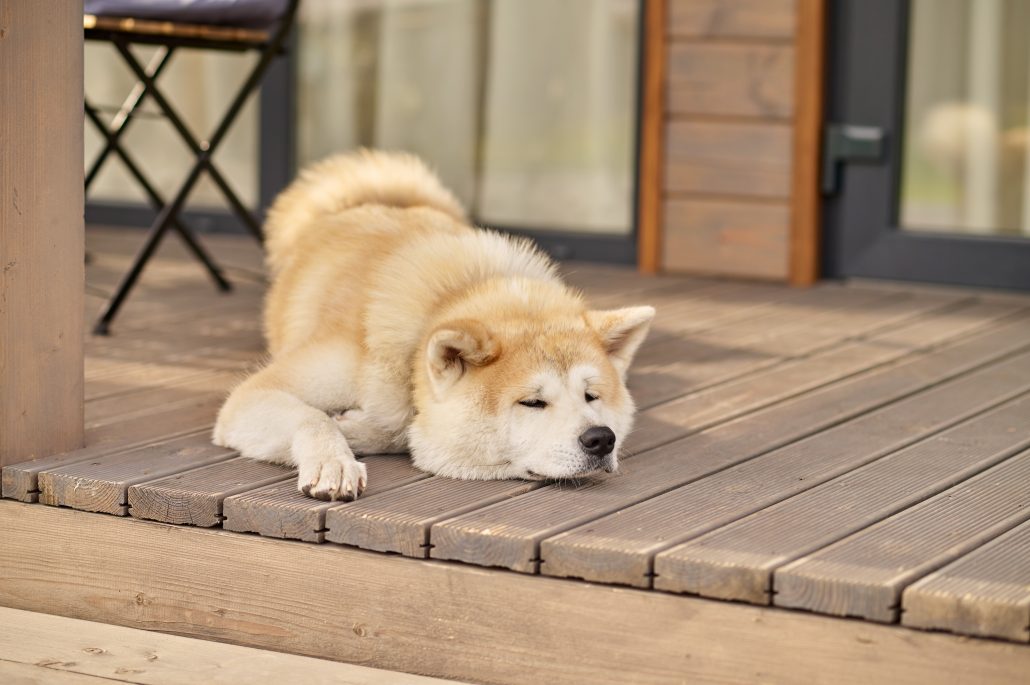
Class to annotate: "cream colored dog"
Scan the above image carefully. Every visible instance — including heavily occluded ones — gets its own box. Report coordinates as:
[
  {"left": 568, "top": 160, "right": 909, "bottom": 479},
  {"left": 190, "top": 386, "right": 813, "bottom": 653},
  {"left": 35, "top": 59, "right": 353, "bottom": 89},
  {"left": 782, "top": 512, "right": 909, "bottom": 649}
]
[{"left": 214, "top": 151, "right": 654, "bottom": 500}]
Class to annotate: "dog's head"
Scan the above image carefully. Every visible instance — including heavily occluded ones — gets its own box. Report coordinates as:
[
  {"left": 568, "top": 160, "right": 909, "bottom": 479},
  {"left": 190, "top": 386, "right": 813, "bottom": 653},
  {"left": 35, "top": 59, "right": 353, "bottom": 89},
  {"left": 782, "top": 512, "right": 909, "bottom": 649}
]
[{"left": 409, "top": 288, "right": 654, "bottom": 481}]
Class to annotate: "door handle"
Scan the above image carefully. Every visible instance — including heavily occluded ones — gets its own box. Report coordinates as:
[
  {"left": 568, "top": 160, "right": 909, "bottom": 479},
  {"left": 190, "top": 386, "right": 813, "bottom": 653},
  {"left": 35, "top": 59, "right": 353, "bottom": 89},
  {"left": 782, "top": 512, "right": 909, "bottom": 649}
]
[{"left": 821, "top": 124, "right": 887, "bottom": 195}]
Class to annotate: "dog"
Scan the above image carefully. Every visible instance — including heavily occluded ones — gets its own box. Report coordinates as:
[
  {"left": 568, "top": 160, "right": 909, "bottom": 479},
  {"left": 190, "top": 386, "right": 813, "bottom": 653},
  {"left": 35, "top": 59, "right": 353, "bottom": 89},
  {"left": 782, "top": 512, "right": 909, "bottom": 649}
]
[{"left": 213, "top": 151, "right": 654, "bottom": 500}]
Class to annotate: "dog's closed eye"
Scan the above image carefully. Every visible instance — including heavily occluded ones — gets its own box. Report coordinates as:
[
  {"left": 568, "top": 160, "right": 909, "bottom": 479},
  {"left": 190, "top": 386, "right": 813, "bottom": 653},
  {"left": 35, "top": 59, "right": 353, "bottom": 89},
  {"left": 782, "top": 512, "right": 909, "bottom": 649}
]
[
  {"left": 585, "top": 392, "right": 599, "bottom": 403},
  {"left": 519, "top": 399, "right": 548, "bottom": 409}
]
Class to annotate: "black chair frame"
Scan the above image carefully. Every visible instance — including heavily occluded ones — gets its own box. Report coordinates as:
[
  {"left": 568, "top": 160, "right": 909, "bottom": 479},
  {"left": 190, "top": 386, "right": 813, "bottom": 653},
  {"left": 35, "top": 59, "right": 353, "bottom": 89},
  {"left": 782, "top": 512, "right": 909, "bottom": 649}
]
[{"left": 85, "top": 0, "right": 299, "bottom": 334}]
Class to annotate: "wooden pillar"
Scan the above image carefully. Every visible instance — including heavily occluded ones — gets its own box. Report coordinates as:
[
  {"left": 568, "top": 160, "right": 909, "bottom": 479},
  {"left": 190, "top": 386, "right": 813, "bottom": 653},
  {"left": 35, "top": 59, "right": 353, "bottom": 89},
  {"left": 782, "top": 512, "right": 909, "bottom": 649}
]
[
  {"left": 789, "top": 0, "right": 827, "bottom": 286},
  {"left": 0, "top": 1, "right": 85, "bottom": 466},
  {"left": 636, "top": 0, "right": 666, "bottom": 275}
]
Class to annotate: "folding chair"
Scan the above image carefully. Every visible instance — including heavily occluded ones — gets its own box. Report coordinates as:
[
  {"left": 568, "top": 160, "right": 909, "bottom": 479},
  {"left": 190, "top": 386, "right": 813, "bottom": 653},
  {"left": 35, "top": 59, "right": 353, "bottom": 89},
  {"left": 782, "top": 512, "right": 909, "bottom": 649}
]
[{"left": 84, "top": 0, "right": 300, "bottom": 334}]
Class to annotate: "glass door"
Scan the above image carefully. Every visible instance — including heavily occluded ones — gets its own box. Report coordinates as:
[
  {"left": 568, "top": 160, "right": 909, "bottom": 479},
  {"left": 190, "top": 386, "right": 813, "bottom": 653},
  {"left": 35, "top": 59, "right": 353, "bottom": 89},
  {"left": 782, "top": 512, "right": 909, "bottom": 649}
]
[
  {"left": 295, "top": 0, "right": 642, "bottom": 263},
  {"left": 824, "top": 0, "right": 1030, "bottom": 290}
]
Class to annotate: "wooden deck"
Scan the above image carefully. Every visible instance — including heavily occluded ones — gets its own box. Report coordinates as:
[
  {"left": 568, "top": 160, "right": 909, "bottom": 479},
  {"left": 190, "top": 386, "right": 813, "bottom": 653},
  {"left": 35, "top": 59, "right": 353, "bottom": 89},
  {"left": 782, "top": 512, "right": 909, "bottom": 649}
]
[{"left": 3, "top": 228, "right": 1030, "bottom": 681}]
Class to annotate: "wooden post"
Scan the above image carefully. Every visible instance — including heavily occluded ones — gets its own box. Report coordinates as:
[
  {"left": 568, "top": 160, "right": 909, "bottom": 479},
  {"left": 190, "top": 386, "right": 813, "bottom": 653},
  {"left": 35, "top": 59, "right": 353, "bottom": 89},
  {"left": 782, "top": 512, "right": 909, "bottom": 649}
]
[
  {"left": 636, "top": 0, "right": 666, "bottom": 275},
  {"left": 788, "top": 0, "right": 827, "bottom": 286},
  {"left": 0, "top": 1, "right": 85, "bottom": 467}
]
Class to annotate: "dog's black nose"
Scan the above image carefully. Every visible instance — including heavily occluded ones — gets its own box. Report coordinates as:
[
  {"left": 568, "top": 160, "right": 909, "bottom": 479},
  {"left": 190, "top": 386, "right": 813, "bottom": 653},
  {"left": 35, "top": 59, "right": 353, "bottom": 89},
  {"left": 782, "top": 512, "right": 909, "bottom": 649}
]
[{"left": 579, "top": 426, "right": 616, "bottom": 458}]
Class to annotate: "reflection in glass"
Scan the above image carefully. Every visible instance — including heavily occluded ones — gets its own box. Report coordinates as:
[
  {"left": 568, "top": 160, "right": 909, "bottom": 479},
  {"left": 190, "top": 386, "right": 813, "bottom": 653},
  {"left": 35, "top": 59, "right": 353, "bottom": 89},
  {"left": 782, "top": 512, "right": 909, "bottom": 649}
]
[
  {"left": 297, "top": 0, "right": 639, "bottom": 235},
  {"left": 84, "top": 44, "right": 259, "bottom": 209},
  {"left": 901, "top": 0, "right": 1030, "bottom": 238}
]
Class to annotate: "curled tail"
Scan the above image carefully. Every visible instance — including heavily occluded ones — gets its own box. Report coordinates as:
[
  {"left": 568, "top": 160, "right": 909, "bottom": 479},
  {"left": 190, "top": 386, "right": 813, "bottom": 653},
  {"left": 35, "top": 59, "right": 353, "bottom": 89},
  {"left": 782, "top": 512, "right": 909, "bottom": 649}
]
[{"left": 263, "top": 149, "right": 466, "bottom": 273}]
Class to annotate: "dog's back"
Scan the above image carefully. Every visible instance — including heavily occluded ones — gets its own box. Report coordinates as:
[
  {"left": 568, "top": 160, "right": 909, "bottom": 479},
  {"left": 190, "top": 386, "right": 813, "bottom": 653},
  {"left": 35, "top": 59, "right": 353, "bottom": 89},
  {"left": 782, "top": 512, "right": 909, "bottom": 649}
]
[{"left": 263, "top": 150, "right": 466, "bottom": 275}]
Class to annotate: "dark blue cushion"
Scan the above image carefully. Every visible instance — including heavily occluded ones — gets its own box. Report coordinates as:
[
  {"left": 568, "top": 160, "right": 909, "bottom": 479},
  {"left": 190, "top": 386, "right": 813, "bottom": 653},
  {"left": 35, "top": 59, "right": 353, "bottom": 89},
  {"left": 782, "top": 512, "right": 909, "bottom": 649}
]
[{"left": 84, "top": 0, "right": 292, "bottom": 28}]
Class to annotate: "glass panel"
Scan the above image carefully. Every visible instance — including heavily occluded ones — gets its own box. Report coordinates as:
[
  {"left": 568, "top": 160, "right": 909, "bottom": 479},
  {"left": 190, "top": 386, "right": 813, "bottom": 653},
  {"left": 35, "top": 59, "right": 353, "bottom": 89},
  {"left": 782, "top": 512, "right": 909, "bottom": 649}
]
[
  {"left": 900, "top": 0, "right": 1030, "bottom": 238},
  {"left": 84, "top": 44, "right": 259, "bottom": 209},
  {"left": 297, "top": 0, "right": 639, "bottom": 235}
]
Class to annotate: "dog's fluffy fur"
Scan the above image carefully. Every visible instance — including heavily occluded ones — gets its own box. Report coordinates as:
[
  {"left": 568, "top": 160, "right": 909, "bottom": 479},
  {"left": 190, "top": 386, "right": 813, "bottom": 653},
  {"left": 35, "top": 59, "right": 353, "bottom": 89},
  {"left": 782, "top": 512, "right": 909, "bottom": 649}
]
[{"left": 214, "top": 151, "right": 654, "bottom": 500}]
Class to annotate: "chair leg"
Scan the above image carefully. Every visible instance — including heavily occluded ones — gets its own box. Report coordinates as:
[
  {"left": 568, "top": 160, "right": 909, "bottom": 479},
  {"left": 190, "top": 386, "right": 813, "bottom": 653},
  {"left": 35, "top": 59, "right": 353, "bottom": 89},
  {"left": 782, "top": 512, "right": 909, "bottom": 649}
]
[
  {"left": 85, "top": 102, "right": 231, "bottom": 293},
  {"left": 85, "top": 46, "right": 174, "bottom": 191},
  {"left": 92, "top": 214, "right": 175, "bottom": 336},
  {"left": 111, "top": 37, "right": 278, "bottom": 244}
]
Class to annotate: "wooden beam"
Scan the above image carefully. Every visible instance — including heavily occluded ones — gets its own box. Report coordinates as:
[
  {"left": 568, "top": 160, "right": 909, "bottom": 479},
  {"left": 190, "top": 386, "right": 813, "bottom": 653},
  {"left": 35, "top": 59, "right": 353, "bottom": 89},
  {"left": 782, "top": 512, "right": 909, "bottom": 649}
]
[
  {"left": 637, "top": 0, "right": 666, "bottom": 274},
  {"left": 0, "top": 1, "right": 85, "bottom": 466},
  {"left": 788, "top": 0, "right": 826, "bottom": 286},
  {"left": 2, "top": 502, "right": 1029, "bottom": 685}
]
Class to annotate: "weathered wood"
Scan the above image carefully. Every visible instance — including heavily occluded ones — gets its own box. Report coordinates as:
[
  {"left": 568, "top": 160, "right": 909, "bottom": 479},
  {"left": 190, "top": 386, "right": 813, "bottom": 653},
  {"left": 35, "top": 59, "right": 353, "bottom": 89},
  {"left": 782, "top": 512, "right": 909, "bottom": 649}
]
[
  {"left": 0, "top": 661, "right": 110, "bottom": 685},
  {"left": 85, "top": 371, "right": 239, "bottom": 426},
  {"left": 0, "top": 0, "right": 85, "bottom": 467},
  {"left": 903, "top": 521, "right": 1030, "bottom": 642},
  {"left": 668, "top": 0, "right": 797, "bottom": 39},
  {"left": 667, "top": 43, "right": 794, "bottom": 118},
  {"left": 427, "top": 327, "right": 1030, "bottom": 573},
  {"left": 0, "top": 607, "right": 453, "bottom": 685},
  {"left": 325, "top": 478, "right": 545, "bottom": 556},
  {"left": 789, "top": 0, "right": 826, "bottom": 285},
  {"left": 38, "top": 432, "right": 235, "bottom": 515},
  {"left": 775, "top": 449, "right": 1030, "bottom": 622},
  {"left": 633, "top": 301, "right": 1025, "bottom": 454},
  {"left": 654, "top": 395, "right": 1030, "bottom": 603},
  {"left": 571, "top": 390, "right": 1030, "bottom": 591},
  {"left": 128, "top": 457, "right": 293, "bottom": 526},
  {"left": 2, "top": 399, "right": 222, "bottom": 503},
  {"left": 630, "top": 286, "right": 959, "bottom": 407},
  {"left": 664, "top": 120, "right": 793, "bottom": 198},
  {"left": 223, "top": 455, "right": 429, "bottom": 542},
  {"left": 663, "top": 199, "right": 791, "bottom": 279},
  {"left": 637, "top": 0, "right": 665, "bottom": 274},
  {"left": 4, "top": 502, "right": 1030, "bottom": 685},
  {"left": 630, "top": 289, "right": 963, "bottom": 409}
]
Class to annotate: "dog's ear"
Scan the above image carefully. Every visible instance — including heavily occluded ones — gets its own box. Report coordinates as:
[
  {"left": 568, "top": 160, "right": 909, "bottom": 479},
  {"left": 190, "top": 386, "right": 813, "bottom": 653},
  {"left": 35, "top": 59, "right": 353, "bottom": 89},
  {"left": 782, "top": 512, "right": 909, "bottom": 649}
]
[
  {"left": 426, "top": 319, "right": 499, "bottom": 395},
  {"left": 586, "top": 306, "right": 655, "bottom": 377}
]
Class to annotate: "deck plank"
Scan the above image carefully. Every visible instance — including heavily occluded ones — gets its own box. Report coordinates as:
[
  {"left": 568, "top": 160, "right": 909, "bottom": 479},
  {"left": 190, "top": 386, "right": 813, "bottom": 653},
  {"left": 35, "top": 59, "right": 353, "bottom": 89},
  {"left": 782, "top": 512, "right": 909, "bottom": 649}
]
[
  {"left": 128, "top": 457, "right": 293, "bottom": 526},
  {"left": 37, "top": 432, "right": 235, "bottom": 515},
  {"left": 2, "top": 398, "right": 223, "bottom": 502},
  {"left": 426, "top": 322, "right": 1030, "bottom": 573},
  {"left": 84, "top": 371, "right": 239, "bottom": 426},
  {"left": 544, "top": 364, "right": 1030, "bottom": 588},
  {"left": 773, "top": 449, "right": 1030, "bottom": 622},
  {"left": 325, "top": 478, "right": 545, "bottom": 556},
  {"left": 903, "top": 520, "right": 1030, "bottom": 642},
  {"left": 630, "top": 300, "right": 1027, "bottom": 454},
  {"left": 639, "top": 393, "right": 1030, "bottom": 600},
  {"left": 222, "top": 455, "right": 429, "bottom": 542}
]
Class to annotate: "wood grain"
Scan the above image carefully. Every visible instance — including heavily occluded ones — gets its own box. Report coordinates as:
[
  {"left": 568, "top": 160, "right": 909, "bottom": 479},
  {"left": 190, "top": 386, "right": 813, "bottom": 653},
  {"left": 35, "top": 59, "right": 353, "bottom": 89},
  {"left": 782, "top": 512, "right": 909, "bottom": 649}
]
[
  {"left": 664, "top": 120, "right": 793, "bottom": 198},
  {"left": 903, "top": 520, "right": 1030, "bottom": 642},
  {"left": 128, "top": 457, "right": 293, "bottom": 526},
  {"left": 775, "top": 449, "right": 1030, "bottom": 622},
  {"left": 0, "top": 1, "right": 85, "bottom": 467},
  {"left": 0, "top": 606, "right": 452, "bottom": 684},
  {"left": 38, "top": 432, "right": 235, "bottom": 515},
  {"left": 4, "top": 502, "right": 1030, "bottom": 685},
  {"left": 222, "top": 455, "right": 429, "bottom": 542},
  {"left": 637, "top": 0, "right": 665, "bottom": 274},
  {"left": 325, "top": 478, "right": 545, "bottom": 556},
  {"left": 789, "top": 0, "right": 826, "bottom": 285},
  {"left": 667, "top": 42, "right": 794, "bottom": 118},
  {"left": 668, "top": 0, "right": 797, "bottom": 39},
  {"left": 646, "top": 393, "right": 1030, "bottom": 601},
  {"left": 662, "top": 198, "right": 791, "bottom": 278},
  {"left": 548, "top": 359, "right": 1030, "bottom": 588}
]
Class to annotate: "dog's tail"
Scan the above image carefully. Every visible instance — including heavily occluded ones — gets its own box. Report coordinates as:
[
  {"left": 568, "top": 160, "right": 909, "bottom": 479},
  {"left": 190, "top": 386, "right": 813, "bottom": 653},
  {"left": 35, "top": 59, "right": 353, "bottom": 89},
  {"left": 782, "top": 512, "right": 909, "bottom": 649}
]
[{"left": 264, "top": 149, "right": 466, "bottom": 273}]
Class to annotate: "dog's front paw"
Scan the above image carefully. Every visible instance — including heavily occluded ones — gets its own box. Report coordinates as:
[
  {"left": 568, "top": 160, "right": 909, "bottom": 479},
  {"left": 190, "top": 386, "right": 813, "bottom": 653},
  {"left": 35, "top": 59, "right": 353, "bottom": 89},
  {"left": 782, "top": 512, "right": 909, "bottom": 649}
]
[{"left": 298, "top": 457, "right": 367, "bottom": 501}]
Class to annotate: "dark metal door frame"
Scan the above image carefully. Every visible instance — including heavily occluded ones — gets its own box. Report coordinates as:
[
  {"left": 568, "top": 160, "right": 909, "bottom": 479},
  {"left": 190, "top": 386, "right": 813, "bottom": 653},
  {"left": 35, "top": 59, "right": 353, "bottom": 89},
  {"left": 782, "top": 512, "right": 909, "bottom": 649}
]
[{"left": 823, "top": 0, "right": 1030, "bottom": 291}]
